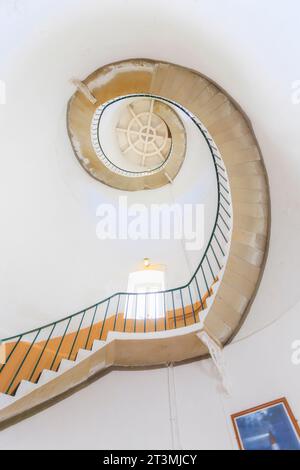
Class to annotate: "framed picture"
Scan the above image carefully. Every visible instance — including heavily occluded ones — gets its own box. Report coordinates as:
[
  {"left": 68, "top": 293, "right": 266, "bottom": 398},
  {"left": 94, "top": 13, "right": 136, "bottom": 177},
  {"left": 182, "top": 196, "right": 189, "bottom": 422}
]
[{"left": 231, "top": 397, "right": 300, "bottom": 450}]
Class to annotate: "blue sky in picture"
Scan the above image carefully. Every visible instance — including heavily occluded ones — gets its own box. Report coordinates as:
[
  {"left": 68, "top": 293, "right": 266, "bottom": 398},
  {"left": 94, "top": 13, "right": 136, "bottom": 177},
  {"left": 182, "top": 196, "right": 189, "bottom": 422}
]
[{"left": 236, "top": 403, "right": 300, "bottom": 451}]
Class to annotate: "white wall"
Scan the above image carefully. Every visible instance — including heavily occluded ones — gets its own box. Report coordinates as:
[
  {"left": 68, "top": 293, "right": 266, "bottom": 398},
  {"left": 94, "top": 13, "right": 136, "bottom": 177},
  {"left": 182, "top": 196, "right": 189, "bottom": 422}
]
[
  {"left": 0, "top": 0, "right": 300, "bottom": 450},
  {"left": 0, "top": 0, "right": 220, "bottom": 337},
  {"left": 0, "top": 0, "right": 300, "bottom": 336},
  {"left": 0, "top": 301, "right": 299, "bottom": 450},
  {"left": 0, "top": 0, "right": 300, "bottom": 338}
]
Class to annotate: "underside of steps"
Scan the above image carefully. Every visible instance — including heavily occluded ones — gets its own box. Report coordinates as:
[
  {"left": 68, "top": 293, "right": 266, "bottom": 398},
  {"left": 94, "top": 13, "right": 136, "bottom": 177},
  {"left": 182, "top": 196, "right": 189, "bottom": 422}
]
[{"left": 0, "top": 59, "right": 270, "bottom": 427}]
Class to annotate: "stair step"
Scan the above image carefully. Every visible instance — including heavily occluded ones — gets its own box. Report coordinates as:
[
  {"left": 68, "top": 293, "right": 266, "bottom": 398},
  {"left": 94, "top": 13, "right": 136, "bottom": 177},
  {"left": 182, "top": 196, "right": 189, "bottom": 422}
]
[
  {"left": 228, "top": 160, "right": 264, "bottom": 177},
  {"left": 199, "top": 93, "right": 229, "bottom": 122},
  {"left": 89, "top": 361, "right": 107, "bottom": 377},
  {"left": 222, "top": 271, "right": 255, "bottom": 299},
  {"left": 205, "top": 294, "right": 216, "bottom": 310},
  {"left": 234, "top": 214, "right": 268, "bottom": 237},
  {"left": 58, "top": 358, "right": 75, "bottom": 373},
  {"left": 76, "top": 348, "right": 93, "bottom": 362},
  {"left": 92, "top": 340, "right": 106, "bottom": 352},
  {"left": 227, "top": 254, "right": 260, "bottom": 284},
  {"left": 15, "top": 380, "right": 37, "bottom": 398},
  {"left": 210, "top": 297, "right": 242, "bottom": 330},
  {"left": 230, "top": 173, "right": 268, "bottom": 192},
  {"left": 205, "top": 100, "right": 237, "bottom": 129},
  {"left": 38, "top": 369, "right": 58, "bottom": 386},
  {"left": 0, "top": 393, "right": 15, "bottom": 410},
  {"left": 231, "top": 241, "right": 264, "bottom": 266},
  {"left": 217, "top": 283, "right": 249, "bottom": 314},
  {"left": 205, "top": 313, "right": 233, "bottom": 343},
  {"left": 232, "top": 228, "right": 267, "bottom": 251},
  {"left": 231, "top": 186, "right": 269, "bottom": 205}
]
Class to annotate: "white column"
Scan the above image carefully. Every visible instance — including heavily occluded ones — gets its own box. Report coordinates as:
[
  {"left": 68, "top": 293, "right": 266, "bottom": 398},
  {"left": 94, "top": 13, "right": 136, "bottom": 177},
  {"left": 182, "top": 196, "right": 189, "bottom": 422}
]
[{"left": 167, "top": 363, "right": 182, "bottom": 450}]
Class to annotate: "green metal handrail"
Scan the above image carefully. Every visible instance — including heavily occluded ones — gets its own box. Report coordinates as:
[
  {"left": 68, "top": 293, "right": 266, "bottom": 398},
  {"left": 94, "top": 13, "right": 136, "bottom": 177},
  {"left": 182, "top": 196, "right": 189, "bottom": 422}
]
[{"left": 0, "top": 96, "right": 232, "bottom": 396}]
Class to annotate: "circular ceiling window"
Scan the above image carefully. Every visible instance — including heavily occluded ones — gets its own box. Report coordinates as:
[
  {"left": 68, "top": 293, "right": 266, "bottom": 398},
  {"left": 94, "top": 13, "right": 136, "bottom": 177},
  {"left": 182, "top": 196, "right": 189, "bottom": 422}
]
[
  {"left": 87, "top": 95, "right": 186, "bottom": 190},
  {"left": 115, "top": 98, "right": 171, "bottom": 170}
]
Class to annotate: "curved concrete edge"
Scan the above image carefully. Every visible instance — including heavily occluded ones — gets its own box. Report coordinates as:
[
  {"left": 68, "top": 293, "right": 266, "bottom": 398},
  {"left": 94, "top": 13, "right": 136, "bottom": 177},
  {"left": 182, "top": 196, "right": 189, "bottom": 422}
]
[
  {"left": 67, "top": 58, "right": 270, "bottom": 346},
  {"left": 67, "top": 68, "right": 187, "bottom": 190},
  {"left": 145, "top": 60, "right": 270, "bottom": 345},
  {"left": 0, "top": 321, "right": 215, "bottom": 426}
]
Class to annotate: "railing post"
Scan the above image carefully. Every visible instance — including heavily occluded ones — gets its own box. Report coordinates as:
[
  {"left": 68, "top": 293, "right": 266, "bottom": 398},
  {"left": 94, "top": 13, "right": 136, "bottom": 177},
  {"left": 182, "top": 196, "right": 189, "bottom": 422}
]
[
  {"left": 113, "top": 295, "right": 121, "bottom": 333},
  {"left": 50, "top": 317, "right": 72, "bottom": 371},
  {"left": 85, "top": 305, "right": 99, "bottom": 350},
  {"left": 171, "top": 291, "right": 177, "bottom": 329},
  {"left": 68, "top": 311, "right": 86, "bottom": 360},
  {"left": 180, "top": 289, "right": 187, "bottom": 327},
  {"left": 6, "top": 329, "right": 41, "bottom": 395},
  {"left": 123, "top": 296, "right": 129, "bottom": 333},
  {"left": 29, "top": 324, "right": 56, "bottom": 383},
  {"left": 0, "top": 335, "right": 23, "bottom": 375},
  {"left": 99, "top": 299, "right": 111, "bottom": 340},
  {"left": 188, "top": 285, "right": 196, "bottom": 323}
]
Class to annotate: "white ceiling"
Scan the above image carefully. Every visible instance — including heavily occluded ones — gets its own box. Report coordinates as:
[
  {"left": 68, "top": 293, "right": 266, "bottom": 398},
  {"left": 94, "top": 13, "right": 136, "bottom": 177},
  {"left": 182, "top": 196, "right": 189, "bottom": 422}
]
[{"left": 0, "top": 0, "right": 299, "bottom": 340}]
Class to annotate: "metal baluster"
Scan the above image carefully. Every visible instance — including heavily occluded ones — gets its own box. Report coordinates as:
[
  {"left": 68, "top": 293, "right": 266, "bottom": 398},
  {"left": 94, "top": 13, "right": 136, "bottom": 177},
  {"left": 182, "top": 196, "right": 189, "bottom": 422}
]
[
  {"left": 0, "top": 335, "right": 23, "bottom": 375},
  {"left": 212, "top": 151, "right": 221, "bottom": 158},
  {"left": 85, "top": 305, "right": 99, "bottom": 350},
  {"left": 50, "top": 317, "right": 72, "bottom": 371},
  {"left": 188, "top": 285, "right": 196, "bottom": 323},
  {"left": 194, "top": 275, "right": 204, "bottom": 311},
  {"left": 113, "top": 295, "right": 121, "bottom": 332},
  {"left": 29, "top": 324, "right": 56, "bottom": 383},
  {"left": 219, "top": 182, "right": 229, "bottom": 194},
  {"left": 171, "top": 291, "right": 177, "bottom": 329},
  {"left": 201, "top": 264, "right": 210, "bottom": 294},
  {"left": 210, "top": 245, "right": 221, "bottom": 270},
  {"left": 220, "top": 191, "right": 230, "bottom": 206},
  {"left": 6, "top": 329, "right": 41, "bottom": 395},
  {"left": 214, "top": 233, "right": 225, "bottom": 257},
  {"left": 206, "top": 255, "right": 215, "bottom": 282},
  {"left": 99, "top": 299, "right": 111, "bottom": 340},
  {"left": 123, "top": 295, "right": 129, "bottom": 333},
  {"left": 216, "top": 163, "right": 225, "bottom": 172},
  {"left": 218, "top": 172, "right": 227, "bottom": 183},
  {"left": 217, "top": 224, "right": 228, "bottom": 243},
  {"left": 219, "top": 211, "right": 230, "bottom": 231},
  {"left": 68, "top": 311, "right": 86, "bottom": 360},
  {"left": 217, "top": 223, "right": 228, "bottom": 243},
  {"left": 180, "top": 289, "right": 187, "bottom": 327},
  {"left": 220, "top": 201, "right": 231, "bottom": 219}
]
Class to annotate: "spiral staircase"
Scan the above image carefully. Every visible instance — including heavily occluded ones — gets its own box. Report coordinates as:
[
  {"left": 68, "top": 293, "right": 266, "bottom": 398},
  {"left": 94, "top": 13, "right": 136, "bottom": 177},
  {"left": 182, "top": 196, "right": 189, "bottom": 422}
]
[{"left": 0, "top": 59, "right": 270, "bottom": 427}]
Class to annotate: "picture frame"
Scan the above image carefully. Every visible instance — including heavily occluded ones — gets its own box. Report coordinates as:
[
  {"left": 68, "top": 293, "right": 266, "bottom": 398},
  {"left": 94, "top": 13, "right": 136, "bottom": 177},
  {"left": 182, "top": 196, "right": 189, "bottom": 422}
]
[{"left": 231, "top": 397, "right": 300, "bottom": 450}]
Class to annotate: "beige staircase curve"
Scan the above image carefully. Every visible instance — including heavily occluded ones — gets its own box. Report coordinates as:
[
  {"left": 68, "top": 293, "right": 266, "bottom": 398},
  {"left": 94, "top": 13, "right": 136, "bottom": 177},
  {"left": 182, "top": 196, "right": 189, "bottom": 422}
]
[
  {"left": 68, "top": 58, "right": 270, "bottom": 344},
  {"left": 0, "top": 59, "right": 270, "bottom": 426}
]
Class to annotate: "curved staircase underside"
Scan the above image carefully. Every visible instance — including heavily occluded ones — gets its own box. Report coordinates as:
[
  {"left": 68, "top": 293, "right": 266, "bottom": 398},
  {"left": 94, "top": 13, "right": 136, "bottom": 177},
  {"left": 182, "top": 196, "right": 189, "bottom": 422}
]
[
  {"left": 68, "top": 59, "right": 270, "bottom": 344},
  {"left": 0, "top": 292, "right": 214, "bottom": 396},
  {"left": 0, "top": 322, "right": 213, "bottom": 426},
  {"left": 0, "top": 59, "right": 270, "bottom": 426}
]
